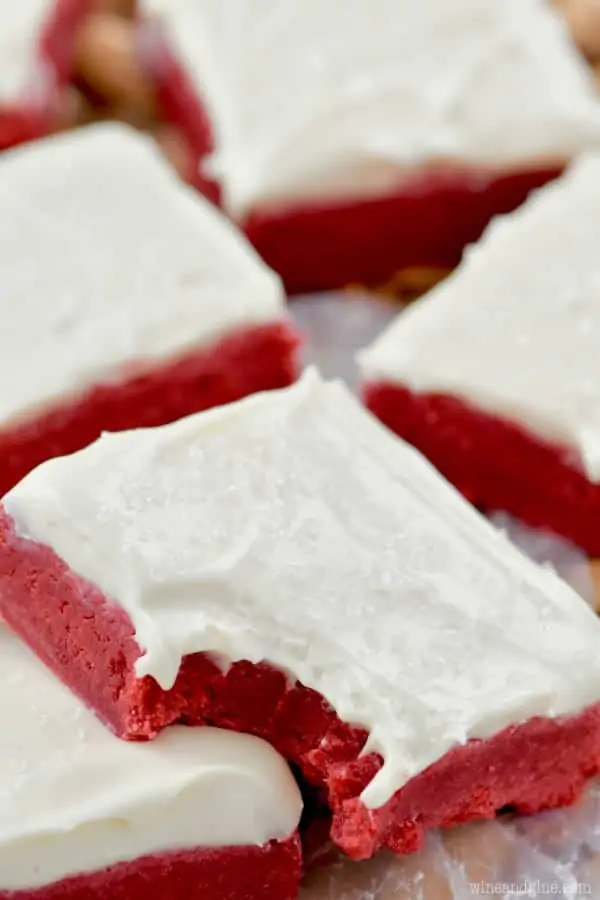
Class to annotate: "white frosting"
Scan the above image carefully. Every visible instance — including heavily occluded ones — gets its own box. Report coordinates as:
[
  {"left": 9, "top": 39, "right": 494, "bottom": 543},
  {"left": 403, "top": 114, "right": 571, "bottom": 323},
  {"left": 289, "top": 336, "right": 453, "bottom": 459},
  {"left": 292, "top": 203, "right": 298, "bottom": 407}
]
[
  {"left": 0, "top": 123, "right": 285, "bottom": 429},
  {"left": 6, "top": 368, "right": 600, "bottom": 812},
  {"left": 0, "top": 621, "right": 301, "bottom": 891},
  {"left": 359, "top": 153, "right": 600, "bottom": 483},
  {"left": 0, "top": 0, "right": 54, "bottom": 104},
  {"left": 142, "top": 0, "right": 600, "bottom": 216}
]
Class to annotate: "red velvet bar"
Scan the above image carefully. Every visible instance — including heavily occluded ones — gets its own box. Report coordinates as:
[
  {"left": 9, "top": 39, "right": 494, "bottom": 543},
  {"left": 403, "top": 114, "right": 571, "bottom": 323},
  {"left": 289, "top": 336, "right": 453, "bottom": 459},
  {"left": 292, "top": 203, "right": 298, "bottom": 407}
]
[
  {"left": 0, "top": 321, "right": 300, "bottom": 497},
  {"left": 141, "top": 26, "right": 561, "bottom": 295},
  {"left": 1, "top": 509, "right": 599, "bottom": 862},
  {"left": 364, "top": 381, "right": 600, "bottom": 557}
]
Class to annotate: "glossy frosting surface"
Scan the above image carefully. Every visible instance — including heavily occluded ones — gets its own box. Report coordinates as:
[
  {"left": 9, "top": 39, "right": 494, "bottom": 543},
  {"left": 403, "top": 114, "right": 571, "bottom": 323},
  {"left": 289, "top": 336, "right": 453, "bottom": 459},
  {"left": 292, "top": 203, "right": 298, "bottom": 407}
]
[
  {"left": 0, "top": 123, "right": 284, "bottom": 428},
  {"left": 144, "top": 0, "right": 600, "bottom": 214},
  {"left": 0, "top": 622, "right": 302, "bottom": 890},
  {"left": 359, "top": 154, "right": 600, "bottom": 482},
  {"left": 7, "top": 370, "right": 600, "bottom": 810}
]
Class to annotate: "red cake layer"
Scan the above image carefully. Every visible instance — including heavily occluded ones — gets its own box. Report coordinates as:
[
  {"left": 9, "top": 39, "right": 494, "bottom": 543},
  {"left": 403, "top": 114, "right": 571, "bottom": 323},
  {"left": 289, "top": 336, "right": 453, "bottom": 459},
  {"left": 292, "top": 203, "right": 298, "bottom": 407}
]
[
  {"left": 0, "top": 321, "right": 299, "bottom": 498},
  {"left": 243, "top": 167, "right": 562, "bottom": 296},
  {"left": 1, "top": 835, "right": 301, "bottom": 900},
  {"left": 139, "top": 24, "right": 561, "bottom": 294},
  {"left": 0, "top": 109, "right": 48, "bottom": 152},
  {"left": 0, "top": 0, "right": 92, "bottom": 151},
  {"left": 1, "top": 512, "right": 600, "bottom": 862},
  {"left": 363, "top": 382, "right": 600, "bottom": 557}
]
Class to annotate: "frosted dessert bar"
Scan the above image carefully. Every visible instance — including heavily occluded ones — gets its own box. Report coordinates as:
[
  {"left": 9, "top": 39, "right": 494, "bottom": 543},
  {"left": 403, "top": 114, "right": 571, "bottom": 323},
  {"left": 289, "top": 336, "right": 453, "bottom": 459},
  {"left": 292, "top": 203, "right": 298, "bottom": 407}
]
[
  {"left": 2, "top": 369, "right": 600, "bottom": 861},
  {"left": 360, "top": 154, "right": 600, "bottom": 556},
  {"left": 0, "top": 621, "right": 302, "bottom": 900},
  {"left": 0, "top": 122, "right": 299, "bottom": 497},
  {"left": 139, "top": 0, "right": 600, "bottom": 293}
]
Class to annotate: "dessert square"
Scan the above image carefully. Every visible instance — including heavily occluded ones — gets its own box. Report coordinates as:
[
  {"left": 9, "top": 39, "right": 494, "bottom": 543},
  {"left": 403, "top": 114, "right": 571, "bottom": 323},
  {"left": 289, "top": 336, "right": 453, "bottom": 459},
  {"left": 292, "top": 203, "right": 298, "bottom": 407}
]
[
  {"left": 0, "top": 0, "right": 92, "bottom": 149},
  {"left": 2, "top": 369, "right": 600, "bottom": 861},
  {"left": 139, "top": 0, "right": 600, "bottom": 293},
  {"left": 0, "top": 620, "right": 302, "bottom": 900},
  {"left": 0, "top": 121, "right": 299, "bottom": 498},
  {"left": 359, "top": 154, "right": 600, "bottom": 556}
]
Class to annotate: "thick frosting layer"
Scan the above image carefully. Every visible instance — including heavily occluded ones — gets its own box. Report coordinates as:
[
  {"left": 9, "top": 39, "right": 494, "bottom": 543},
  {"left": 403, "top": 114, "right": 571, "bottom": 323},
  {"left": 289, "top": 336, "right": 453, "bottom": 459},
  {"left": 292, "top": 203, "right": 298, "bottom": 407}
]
[
  {"left": 0, "top": 123, "right": 284, "bottom": 428},
  {"left": 143, "top": 0, "right": 600, "bottom": 215},
  {"left": 359, "top": 153, "right": 600, "bottom": 483},
  {"left": 6, "top": 369, "right": 600, "bottom": 811},
  {"left": 0, "top": 621, "right": 301, "bottom": 890},
  {"left": 0, "top": 0, "right": 51, "bottom": 104}
]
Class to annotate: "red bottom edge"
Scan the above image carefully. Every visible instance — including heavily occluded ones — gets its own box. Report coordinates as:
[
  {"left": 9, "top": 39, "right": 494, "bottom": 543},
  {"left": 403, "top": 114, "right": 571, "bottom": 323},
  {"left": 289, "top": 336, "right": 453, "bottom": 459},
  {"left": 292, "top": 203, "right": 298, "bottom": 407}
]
[
  {"left": 0, "top": 835, "right": 302, "bottom": 900},
  {"left": 138, "top": 28, "right": 562, "bottom": 295},
  {"left": 363, "top": 381, "right": 600, "bottom": 558},
  {"left": 1, "top": 512, "right": 599, "bottom": 862},
  {"left": 0, "top": 321, "right": 300, "bottom": 497}
]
